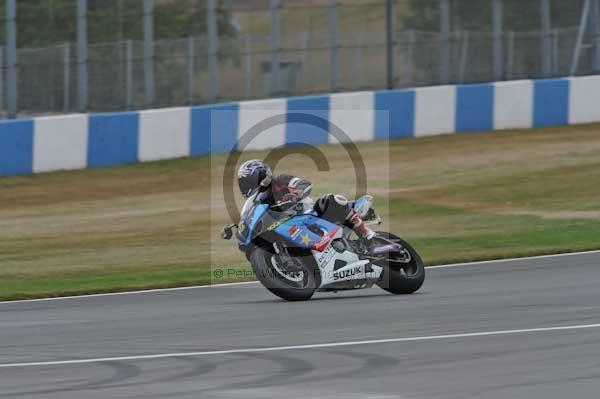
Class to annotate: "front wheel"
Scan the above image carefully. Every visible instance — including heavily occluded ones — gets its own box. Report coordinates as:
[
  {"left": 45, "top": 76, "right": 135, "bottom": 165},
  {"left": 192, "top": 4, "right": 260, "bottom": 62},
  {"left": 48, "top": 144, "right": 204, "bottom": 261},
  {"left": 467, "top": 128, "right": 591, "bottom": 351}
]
[
  {"left": 249, "top": 245, "right": 319, "bottom": 301},
  {"left": 374, "top": 232, "right": 425, "bottom": 295}
]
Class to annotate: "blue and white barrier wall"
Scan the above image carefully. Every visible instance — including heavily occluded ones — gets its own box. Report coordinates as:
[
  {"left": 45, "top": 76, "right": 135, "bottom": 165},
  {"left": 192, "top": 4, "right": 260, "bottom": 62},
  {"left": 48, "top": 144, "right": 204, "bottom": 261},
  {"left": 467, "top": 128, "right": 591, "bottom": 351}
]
[{"left": 1, "top": 75, "right": 600, "bottom": 176}]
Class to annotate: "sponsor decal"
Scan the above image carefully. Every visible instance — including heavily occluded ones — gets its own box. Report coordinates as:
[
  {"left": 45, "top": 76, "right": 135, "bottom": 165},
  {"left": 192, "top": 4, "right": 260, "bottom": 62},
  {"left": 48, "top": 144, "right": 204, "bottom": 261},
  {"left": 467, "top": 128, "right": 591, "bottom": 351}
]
[
  {"left": 333, "top": 265, "right": 363, "bottom": 281},
  {"left": 288, "top": 225, "right": 301, "bottom": 240},
  {"left": 267, "top": 215, "right": 292, "bottom": 231},
  {"left": 300, "top": 234, "right": 311, "bottom": 246},
  {"left": 316, "top": 246, "right": 336, "bottom": 269},
  {"left": 309, "top": 227, "right": 340, "bottom": 252}
]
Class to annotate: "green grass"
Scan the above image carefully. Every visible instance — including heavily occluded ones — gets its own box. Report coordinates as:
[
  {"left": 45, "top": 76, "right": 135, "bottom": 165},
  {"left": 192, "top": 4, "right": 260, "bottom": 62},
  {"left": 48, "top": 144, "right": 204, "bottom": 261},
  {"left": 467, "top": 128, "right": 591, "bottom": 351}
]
[
  {"left": 414, "top": 219, "right": 600, "bottom": 264},
  {"left": 0, "top": 265, "right": 254, "bottom": 301},
  {"left": 1, "top": 123, "right": 600, "bottom": 300}
]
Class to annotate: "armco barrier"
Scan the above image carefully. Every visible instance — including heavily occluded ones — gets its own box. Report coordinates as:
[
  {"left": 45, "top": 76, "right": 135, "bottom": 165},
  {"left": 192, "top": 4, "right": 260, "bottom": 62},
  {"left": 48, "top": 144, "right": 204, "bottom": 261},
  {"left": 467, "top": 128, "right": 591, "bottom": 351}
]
[{"left": 1, "top": 76, "right": 600, "bottom": 177}]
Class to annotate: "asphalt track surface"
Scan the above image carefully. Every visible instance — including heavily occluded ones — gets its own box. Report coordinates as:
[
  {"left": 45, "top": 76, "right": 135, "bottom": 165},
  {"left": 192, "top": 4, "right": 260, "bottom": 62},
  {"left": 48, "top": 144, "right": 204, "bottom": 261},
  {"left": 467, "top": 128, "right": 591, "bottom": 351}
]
[{"left": 1, "top": 252, "right": 600, "bottom": 399}]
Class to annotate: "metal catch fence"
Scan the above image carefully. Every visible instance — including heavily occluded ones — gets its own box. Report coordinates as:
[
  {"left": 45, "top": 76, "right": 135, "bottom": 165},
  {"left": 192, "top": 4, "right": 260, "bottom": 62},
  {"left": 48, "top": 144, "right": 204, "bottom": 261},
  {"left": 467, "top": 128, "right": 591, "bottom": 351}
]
[{"left": 0, "top": 0, "right": 599, "bottom": 118}]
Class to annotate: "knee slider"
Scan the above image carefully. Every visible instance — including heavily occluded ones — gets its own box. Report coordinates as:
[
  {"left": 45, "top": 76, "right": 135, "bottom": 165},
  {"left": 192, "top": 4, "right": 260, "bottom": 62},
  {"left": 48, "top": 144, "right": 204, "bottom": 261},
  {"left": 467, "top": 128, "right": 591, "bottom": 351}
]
[{"left": 333, "top": 194, "right": 348, "bottom": 206}]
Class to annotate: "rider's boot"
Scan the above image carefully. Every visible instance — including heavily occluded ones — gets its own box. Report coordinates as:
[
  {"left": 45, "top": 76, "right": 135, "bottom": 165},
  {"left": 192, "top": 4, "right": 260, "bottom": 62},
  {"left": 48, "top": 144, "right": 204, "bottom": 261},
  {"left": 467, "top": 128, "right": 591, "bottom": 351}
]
[
  {"left": 347, "top": 210, "right": 402, "bottom": 255},
  {"left": 346, "top": 210, "right": 377, "bottom": 252},
  {"left": 315, "top": 194, "right": 385, "bottom": 254}
]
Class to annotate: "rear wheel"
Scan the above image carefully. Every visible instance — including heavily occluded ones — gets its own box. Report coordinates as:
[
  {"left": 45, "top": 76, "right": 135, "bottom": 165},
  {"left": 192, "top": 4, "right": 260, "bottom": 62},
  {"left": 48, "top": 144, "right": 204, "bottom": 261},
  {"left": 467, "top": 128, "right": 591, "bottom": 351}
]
[
  {"left": 249, "top": 245, "right": 319, "bottom": 301},
  {"left": 374, "top": 232, "right": 425, "bottom": 295}
]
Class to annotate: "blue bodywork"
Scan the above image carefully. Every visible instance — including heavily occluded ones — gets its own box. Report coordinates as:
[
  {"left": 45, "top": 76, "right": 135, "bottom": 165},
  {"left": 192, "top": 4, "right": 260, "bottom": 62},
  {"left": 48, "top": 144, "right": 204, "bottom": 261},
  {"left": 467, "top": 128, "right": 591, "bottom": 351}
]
[
  {"left": 236, "top": 202, "right": 339, "bottom": 250},
  {"left": 273, "top": 214, "right": 338, "bottom": 250},
  {"left": 237, "top": 203, "right": 268, "bottom": 245}
]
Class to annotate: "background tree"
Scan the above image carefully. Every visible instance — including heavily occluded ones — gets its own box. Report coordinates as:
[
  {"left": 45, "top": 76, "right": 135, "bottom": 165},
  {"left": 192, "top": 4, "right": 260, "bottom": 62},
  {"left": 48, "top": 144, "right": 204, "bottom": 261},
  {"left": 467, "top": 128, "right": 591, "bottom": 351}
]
[
  {"left": 400, "top": 0, "right": 585, "bottom": 32},
  {"left": 11, "top": 0, "right": 235, "bottom": 48}
]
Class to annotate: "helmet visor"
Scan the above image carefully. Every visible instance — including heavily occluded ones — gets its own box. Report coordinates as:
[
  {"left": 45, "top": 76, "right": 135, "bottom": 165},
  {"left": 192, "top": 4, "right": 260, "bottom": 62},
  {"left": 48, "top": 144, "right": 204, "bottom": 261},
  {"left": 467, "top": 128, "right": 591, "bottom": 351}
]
[{"left": 238, "top": 175, "right": 260, "bottom": 198}]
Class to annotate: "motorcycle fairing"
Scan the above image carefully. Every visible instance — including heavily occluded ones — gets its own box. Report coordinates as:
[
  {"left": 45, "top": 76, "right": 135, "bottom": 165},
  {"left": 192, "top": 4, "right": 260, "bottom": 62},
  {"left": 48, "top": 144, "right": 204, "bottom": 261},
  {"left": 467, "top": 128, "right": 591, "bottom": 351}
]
[
  {"left": 272, "top": 214, "right": 340, "bottom": 251},
  {"left": 237, "top": 203, "right": 269, "bottom": 246},
  {"left": 316, "top": 248, "right": 383, "bottom": 288},
  {"left": 237, "top": 204, "right": 332, "bottom": 249},
  {"left": 235, "top": 194, "right": 384, "bottom": 290}
]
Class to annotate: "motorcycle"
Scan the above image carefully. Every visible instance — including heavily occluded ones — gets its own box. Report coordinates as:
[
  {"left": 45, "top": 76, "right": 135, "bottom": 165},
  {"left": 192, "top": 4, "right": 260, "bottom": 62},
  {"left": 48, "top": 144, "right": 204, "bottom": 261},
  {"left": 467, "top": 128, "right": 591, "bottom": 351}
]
[{"left": 221, "top": 193, "right": 425, "bottom": 301}]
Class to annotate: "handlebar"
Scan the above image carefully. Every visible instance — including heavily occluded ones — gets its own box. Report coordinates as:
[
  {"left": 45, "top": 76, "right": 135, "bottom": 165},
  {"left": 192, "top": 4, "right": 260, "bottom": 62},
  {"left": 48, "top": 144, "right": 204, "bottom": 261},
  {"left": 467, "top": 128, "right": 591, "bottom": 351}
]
[
  {"left": 220, "top": 223, "right": 237, "bottom": 240},
  {"left": 269, "top": 200, "right": 295, "bottom": 209}
]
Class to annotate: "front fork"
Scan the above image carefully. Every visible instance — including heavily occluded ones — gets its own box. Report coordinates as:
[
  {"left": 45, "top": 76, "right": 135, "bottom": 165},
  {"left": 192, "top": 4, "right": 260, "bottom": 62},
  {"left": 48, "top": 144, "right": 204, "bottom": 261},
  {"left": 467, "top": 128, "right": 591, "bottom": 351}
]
[{"left": 272, "top": 242, "right": 304, "bottom": 273}]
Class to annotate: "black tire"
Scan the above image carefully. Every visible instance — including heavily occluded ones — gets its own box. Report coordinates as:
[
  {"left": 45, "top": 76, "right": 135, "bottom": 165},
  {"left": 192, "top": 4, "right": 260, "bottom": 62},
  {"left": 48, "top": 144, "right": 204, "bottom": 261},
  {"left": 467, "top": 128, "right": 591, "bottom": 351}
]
[
  {"left": 249, "top": 245, "right": 319, "bottom": 301},
  {"left": 374, "top": 232, "right": 425, "bottom": 295}
]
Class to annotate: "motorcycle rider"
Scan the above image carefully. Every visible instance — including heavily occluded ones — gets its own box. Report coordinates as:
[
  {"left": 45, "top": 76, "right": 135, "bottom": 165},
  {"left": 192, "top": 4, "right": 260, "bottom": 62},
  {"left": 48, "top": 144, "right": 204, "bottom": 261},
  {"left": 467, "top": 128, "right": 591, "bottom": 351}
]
[{"left": 236, "top": 159, "right": 377, "bottom": 245}]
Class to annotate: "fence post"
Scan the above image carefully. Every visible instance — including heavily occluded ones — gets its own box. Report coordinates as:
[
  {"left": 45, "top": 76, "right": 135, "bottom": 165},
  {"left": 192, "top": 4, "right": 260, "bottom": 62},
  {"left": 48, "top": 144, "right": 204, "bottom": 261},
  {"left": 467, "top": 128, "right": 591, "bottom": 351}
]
[
  {"left": 143, "top": 0, "right": 154, "bottom": 108},
  {"left": 571, "top": 0, "right": 591, "bottom": 76},
  {"left": 506, "top": 31, "right": 514, "bottom": 80},
  {"left": 126, "top": 40, "right": 133, "bottom": 109},
  {"left": 187, "top": 36, "right": 194, "bottom": 105},
  {"left": 76, "top": 0, "right": 87, "bottom": 113},
  {"left": 354, "top": 31, "right": 364, "bottom": 89},
  {"left": 207, "top": 0, "right": 218, "bottom": 101},
  {"left": 0, "top": 46, "right": 3, "bottom": 112},
  {"left": 406, "top": 29, "right": 415, "bottom": 86},
  {"left": 552, "top": 28, "right": 559, "bottom": 75},
  {"left": 270, "top": 0, "right": 280, "bottom": 96},
  {"left": 459, "top": 31, "right": 470, "bottom": 83},
  {"left": 6, "top": 0, "right": 17, "bottom": 118},
  {"left": 330, "top": 0, "right": 339, "bottom": 91},
  {"left": 300, "top": 31, "right": 309, "bottom": 66},
  {"left": 386, "top": 0, "right": 395, "bottom": 89},
  {"left": 492, "top": 0, "right": 503, "bottom": 81},
  {"left": 590, "top": 0, "right": 600, "bottom": 71},
  {"left": 439, "top": 0, "right": 450, "bottom": 84},
  {"left": 540, "top": 0, "right": 552, "bottom": 77},
  {"left": 63, "top": 43, "right": 70, "bottom": 112},
  {"left": 244, "top": 34, "right": 252, "bottom": 98}
]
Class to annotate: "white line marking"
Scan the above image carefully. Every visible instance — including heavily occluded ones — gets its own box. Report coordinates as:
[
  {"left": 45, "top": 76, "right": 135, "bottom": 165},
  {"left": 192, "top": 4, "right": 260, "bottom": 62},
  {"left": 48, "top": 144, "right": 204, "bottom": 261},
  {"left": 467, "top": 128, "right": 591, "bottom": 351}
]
[
  {"left": 0, "top": 281, "right": 259, "bottom": 305},
  {"left": 1, "top": 323, "right": 599, "bottom": 369},
  {"left": 427, "top": 250, "right": 600, "bottom": 269},
  {"left": 1, "top": 249, "right": 599, "bottom": 305}
]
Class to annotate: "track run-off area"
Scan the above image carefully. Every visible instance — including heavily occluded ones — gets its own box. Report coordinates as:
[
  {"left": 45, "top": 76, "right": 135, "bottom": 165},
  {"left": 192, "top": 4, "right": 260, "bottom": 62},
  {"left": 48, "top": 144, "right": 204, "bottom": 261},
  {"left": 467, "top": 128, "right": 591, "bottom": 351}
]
[{"left": 1, "top": 251, "right": 600, "bottom": 398}]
